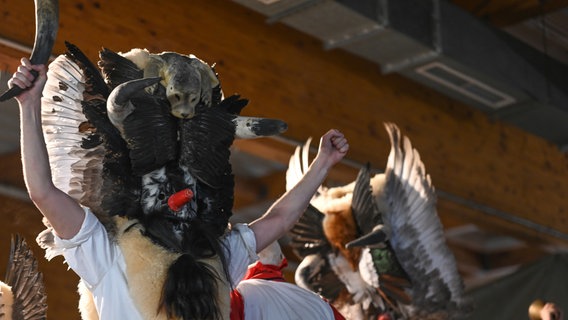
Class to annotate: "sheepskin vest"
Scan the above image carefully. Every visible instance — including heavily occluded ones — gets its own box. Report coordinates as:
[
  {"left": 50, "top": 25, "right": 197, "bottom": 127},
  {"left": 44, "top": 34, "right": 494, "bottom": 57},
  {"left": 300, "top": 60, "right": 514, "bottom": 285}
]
[{"left": 79, "top": 217, "right": 230, "bottom": 320}]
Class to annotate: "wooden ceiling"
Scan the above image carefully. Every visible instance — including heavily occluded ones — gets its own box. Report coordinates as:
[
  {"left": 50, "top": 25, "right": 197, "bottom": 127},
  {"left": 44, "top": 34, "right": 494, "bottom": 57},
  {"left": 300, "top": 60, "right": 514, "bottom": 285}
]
[{"left": 0, "top": 0, "right": 567, "bottom": 318}]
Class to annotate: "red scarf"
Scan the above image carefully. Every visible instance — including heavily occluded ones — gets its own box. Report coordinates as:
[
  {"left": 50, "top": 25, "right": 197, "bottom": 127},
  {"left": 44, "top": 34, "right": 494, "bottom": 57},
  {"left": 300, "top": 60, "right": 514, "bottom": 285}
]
[{"left": 230, "top": 258, "right": 345, "bottom": 320}]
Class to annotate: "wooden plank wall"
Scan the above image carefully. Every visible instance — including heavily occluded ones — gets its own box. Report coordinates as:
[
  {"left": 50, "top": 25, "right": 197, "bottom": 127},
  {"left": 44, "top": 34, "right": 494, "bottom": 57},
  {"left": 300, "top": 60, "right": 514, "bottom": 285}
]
[{"left": 0, "top": 0, "right": 567, "bottom": 318}]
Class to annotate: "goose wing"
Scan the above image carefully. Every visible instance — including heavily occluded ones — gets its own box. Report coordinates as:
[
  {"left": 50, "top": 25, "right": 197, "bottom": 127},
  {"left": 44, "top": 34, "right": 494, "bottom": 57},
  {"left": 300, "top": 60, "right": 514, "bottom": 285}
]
[
  {"left": 41, "top": 46, "right": 106, "bottom": 213},
  {"left": 351, "top": 163, "right": 383, "bottom": 236},
  {"left": 382, "top": 122, "right": 471, "bottom": 317},
  {"left": 3, "top": 235, "right": 48, "bottom": 320},
  {"left": 42, "top": 42, "right": 139, "bottom": 229}
]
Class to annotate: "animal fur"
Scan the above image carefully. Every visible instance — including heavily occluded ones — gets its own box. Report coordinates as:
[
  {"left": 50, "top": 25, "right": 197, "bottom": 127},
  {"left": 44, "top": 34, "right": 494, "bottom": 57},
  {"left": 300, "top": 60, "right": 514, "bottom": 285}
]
[
  {"left": 78, "top": 282, "right": 99, "bottom": 320},
  {"left": 0, "top": 282, "right": 14, "bottom": 319},
  {"left": 76, "top": 216, "right": 231, "bottom": 320}
]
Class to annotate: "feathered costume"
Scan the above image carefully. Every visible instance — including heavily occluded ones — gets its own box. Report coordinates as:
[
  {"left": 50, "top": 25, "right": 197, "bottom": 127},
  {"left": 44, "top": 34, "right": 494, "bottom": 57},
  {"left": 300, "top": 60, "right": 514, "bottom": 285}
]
[
  {"left": 0, "top": 234, "right": 48, "bottom": 320},
  {"left": 36, "top": 41, "right": 287, "bottom": 320},
  {"left": 288, "top": 123, "right": 472, "bottom": 320}
]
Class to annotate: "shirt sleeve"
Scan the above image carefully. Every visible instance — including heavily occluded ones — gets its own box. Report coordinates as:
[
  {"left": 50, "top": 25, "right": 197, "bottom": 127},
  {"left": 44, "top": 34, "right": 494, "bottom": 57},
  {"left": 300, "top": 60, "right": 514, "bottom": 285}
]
[
  {"left": 41, "top": 207, "right": 118, "bottom": 289},
  {"left": 225, "top": 223, "right": 259, "bottom": 287}
]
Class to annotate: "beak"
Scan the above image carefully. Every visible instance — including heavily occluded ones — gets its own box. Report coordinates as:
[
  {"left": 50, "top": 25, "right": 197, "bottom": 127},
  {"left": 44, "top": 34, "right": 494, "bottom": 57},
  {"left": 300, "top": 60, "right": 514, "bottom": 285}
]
[
  {"left": 233, "top": 116, "right": 288, "bottom": 139},
  {"left": 345, "top": 225, "right": 387, "bottom": 249}
]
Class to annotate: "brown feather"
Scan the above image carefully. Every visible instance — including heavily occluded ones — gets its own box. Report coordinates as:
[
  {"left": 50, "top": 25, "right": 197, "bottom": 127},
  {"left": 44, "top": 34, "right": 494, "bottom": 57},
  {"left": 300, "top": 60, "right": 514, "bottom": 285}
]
[
  {"left": 322, "top": 207, "right": 360, "bottom": 270},
  {"left": 4, "top": 235, "right": 48, "bottom": 320}
]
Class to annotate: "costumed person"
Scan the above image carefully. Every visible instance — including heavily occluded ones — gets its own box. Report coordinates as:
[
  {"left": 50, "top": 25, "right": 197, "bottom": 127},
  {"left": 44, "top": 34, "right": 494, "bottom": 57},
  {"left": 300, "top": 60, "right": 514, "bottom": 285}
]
[
  {"left": 9, "top": 57, "right": 349, "bottom": 319},
  {"left": 230, "top": 241, "right": 345, "bottom": 319}
]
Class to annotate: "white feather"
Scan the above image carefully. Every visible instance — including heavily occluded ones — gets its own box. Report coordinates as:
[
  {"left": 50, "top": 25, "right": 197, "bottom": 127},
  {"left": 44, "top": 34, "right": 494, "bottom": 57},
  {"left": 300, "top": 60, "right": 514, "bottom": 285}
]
[{"left": 41, "top": 55, "right": 105, "bottom": 208}]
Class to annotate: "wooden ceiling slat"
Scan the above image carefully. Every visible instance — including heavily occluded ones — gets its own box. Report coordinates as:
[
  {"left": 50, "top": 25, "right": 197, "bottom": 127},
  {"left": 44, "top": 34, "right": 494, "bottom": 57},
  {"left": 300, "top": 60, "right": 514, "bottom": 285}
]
[{"left": 0, "top": 0, "right": 566, "bottom": 246}]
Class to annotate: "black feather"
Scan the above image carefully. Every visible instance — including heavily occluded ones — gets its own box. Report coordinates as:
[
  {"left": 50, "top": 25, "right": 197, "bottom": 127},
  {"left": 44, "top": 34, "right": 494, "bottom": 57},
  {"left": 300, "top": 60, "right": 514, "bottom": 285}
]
[
  {"left": 65, "top": 41, "right": 109, "bottom": 98},
  {"left": 98, "top": 48, "right": 144, "bottom": 89},
  {"left": 289, "top": 204, "right": 331, "bottom": 258},
  {"left": 121, "top": 94, "right": 178, "bottom": 175},
  {"left": 180, "top": 102, "right": 236, "bottom": 189},
  {"left": 296, "top": 255, "right": 345, "bottom": 301},
  {"left": 218, "top": 94, "right": 248, "bottom": 115},
  {"left": 65, "top": 42, "right": 140, "bottom": 225},
  {"left": 351, "top": 163, "right": 382, "bottom": 236}
]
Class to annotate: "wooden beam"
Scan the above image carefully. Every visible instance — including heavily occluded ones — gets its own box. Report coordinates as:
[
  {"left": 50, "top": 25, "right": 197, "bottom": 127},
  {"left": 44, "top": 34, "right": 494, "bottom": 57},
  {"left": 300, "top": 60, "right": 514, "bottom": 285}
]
[
  {"left": 0, "top": 151, "right": 24, "bottom": 188},
  {"left": 0, "top": 43, "right": 28, "bottom": 72},
  {"left": 0, "top": 0, "right": 566, "bottom": 242}
]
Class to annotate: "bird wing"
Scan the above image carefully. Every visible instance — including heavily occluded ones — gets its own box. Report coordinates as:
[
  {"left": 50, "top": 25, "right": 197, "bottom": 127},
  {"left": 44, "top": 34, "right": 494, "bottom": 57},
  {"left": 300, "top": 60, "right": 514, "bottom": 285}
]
[
  {"left": 285, "top": 138, "right": 330, "bottom": 210},
  {"left": 351, "top": 163, "right": 383, "bottom": 235},
  {"left": 98, "top": 47, "right": 144, "bottom": 90},
  {"left": 3, "top": 234, "right": 48, "bottom": 320},
  {"left": 42, "top": 42, "right": 140, "bottom": 232},
  {"left": 381, "top": 122, "right": 470, "bottom": 316},
  {"left": 41, "top": 49, "right": 106, "bottom": 213},
  {"left": 289, "top": 204, "right": 331, "bottom": 258},
  {"left": 294, "top": 253, "right": 346, "bottom": 302},
  {"left": 285, "top": 138, "right": 312, "bottom": 192},
  {"left": 289, "top": 205, "right": 347, "bottom": 301}
]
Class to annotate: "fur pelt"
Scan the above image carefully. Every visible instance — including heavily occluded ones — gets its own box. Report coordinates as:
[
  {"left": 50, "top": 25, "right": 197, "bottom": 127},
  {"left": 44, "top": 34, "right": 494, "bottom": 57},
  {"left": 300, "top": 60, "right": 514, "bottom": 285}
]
[
  {"left": 78, "top": 281, "right": 99, "bottom": 320},
  {"left": 76, "top": 216, "right": 231, "bottom": 320},
  {"left": 0, "top": 281, "right": 14, "bottom": 319}
]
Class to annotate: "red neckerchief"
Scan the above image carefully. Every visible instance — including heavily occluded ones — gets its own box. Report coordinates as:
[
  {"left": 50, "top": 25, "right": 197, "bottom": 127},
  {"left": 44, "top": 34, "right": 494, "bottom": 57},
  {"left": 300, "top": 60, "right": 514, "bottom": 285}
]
[
  {"left": 230, "top": 257, "right": 346, "bottom": 320},
  {"left": 242, "top": 258, "right": 288, "bottom": 282},
  {"left": 230, "top": 259, "right": 288, "bottom": 320}
]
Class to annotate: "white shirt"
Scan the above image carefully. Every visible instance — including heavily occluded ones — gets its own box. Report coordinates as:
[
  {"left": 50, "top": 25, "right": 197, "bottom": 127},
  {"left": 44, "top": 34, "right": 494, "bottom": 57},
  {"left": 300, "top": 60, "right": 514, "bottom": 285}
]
[
  {"left": 40, "top": 207, "right": 258, "bottom": 319},
  {"left": 236, "top": 279, "right": 336, "bottom": 320}
]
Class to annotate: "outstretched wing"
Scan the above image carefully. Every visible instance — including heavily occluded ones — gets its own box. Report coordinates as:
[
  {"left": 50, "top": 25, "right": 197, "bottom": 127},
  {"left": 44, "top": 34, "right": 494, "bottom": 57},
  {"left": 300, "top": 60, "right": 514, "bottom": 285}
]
[
  {"left": 286, "top": 140, "right": 350, "bottom": 303},
  {"left": 382, "top": 122, "right": 470, "bottom": 317},
  {"left": 285, "top": 138, "right": 312, "bottom": 192},
  {"left": 285, "top": 138, "right": 331, "bottom": 208},
  {"left": 289, "top": 204, "right": 330, "bottom": 258},
  {"left": 41, "top": 50, "right": 106, "bottom": 213},
  {"left": 289, "top": 205, "right": 346, "bottom": 301},
  {"left": 42, "top": 42, "right": 138, "bottom": 229},
  {"left": 3, "top": 234, "right": 48, "bottom": 320}
]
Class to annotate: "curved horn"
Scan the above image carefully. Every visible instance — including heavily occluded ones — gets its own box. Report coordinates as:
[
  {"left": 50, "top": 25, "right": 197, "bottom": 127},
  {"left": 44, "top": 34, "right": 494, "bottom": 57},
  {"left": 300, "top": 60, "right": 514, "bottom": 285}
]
[
  {"left": 233, "top": 116, "right": 288, "bottom": 139},
  {"left": 107, "top": 77, "right": 162, "bottom": 132},
  {"left": 0, "top": 0, "right": 59, "bottom": 101}
]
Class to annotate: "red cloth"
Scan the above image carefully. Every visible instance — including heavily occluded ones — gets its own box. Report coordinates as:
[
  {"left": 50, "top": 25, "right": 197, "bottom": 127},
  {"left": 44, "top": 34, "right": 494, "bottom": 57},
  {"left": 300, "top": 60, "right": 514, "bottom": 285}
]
[
  {"left": 242, "top": 258, "right": 288, "bottom": 282},
  {"left": 230, "top": 289, "right": 245, "bottom": 320},
  {"left": 230, "top": 257, "right": 346, "bottom": 320},
  {"left": 231, "top": 259, "right": 288, "bottom": 320}
]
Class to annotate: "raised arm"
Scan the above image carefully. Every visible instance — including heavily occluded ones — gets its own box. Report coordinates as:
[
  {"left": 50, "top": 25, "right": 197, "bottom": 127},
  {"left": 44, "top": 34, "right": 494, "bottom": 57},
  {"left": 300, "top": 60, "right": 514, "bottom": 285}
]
[
  {"left": 249, "top": 129, "right": 349, "bottom": 253},
  {"left": 10, "top": 58, "right": 85, "bottom": 239}
]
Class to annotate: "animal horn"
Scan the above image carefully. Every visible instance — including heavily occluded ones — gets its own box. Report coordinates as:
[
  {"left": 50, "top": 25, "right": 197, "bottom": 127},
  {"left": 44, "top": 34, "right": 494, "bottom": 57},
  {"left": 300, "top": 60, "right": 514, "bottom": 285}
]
[
  {"left": 345, "top": 225, "right": 387, "bottom": 249},
  {"left": 108, "top": 77, "right": 161, "bottom": 106},
  {"left": 233, "top": 116, "right": 287, "bottom": 139},
  {"left": 0, "top": 0, "right": 59, "bottom": 101},
  {"left": 107, "top": 77, "right": 162, "bottom": 130}
]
